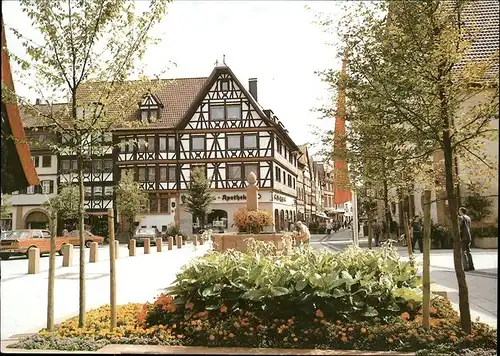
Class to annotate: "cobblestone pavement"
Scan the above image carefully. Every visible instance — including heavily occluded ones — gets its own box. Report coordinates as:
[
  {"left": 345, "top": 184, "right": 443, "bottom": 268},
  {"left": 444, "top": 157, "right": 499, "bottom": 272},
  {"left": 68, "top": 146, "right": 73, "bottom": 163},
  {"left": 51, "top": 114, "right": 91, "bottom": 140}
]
[
  {"left": 1, "top": 242, "right": 209, "bottom": 340},
  {"left": 311, "top": 230, "right": 497, "bottom": 328}
]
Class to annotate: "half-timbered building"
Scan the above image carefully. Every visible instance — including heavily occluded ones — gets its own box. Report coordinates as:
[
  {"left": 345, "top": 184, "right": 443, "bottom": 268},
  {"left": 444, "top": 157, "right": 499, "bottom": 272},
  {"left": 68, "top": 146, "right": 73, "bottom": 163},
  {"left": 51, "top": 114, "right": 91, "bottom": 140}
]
[{"left": 113, "top": 65, "right": 300, "bottom": 233}]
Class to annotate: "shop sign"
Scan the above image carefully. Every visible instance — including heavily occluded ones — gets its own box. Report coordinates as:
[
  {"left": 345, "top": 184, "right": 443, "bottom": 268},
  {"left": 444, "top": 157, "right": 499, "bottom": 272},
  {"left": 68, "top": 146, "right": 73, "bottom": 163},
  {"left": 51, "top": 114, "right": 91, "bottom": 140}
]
[
  {"left": 272, "top": 193, "right": 288, "bottom": 203},
  {"left": 220, "top": 193, "right": 262, "bottom": 201}
]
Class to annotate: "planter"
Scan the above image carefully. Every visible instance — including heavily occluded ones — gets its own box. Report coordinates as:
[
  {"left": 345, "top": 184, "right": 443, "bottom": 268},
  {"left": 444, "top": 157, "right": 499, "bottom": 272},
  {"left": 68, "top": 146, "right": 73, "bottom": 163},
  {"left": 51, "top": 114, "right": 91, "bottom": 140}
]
[
  {"left": 473, "top": 236, "right": 498, "bottom": 249},
  {"left": 212, "top": 233, "right": 287, "bottom": 253}
]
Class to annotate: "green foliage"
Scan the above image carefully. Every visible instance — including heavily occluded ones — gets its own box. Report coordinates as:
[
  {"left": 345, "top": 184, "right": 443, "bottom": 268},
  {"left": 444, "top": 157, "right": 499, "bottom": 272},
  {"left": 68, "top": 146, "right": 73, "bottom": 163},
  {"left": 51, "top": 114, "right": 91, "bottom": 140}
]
[
  {"left": 165, "top": 222, "right": 186, "bottom": 239},
  {"left": 470, "top": 225, "right": 498, "bottom": 239},
  {"left": 463, "top": 194, "right": 493, "bottom": 222},
  {"left": 0, "top": 194, "right": 12, "bottom": 219},
  {"left": 115, "top": 170, "right": 148, "bottom": 230},
  {"left": 163, "top": 244, "right": 420, "bottom": 323},
  {"left": 42, "top": 184, "right": 80, "bottom": 221},
  {"left": 184, "top": 167, "right": 215, "bottom": 227},
  {"left": 431, "top": 223, "right": 452, "bottom": 248}
]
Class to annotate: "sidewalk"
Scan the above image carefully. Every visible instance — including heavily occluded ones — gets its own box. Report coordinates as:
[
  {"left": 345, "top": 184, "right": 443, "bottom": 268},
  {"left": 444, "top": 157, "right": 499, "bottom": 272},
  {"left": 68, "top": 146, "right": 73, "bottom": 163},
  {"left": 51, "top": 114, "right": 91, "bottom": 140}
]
[{"left": 1, "top": 242, "right": 209, "bottom": 341}]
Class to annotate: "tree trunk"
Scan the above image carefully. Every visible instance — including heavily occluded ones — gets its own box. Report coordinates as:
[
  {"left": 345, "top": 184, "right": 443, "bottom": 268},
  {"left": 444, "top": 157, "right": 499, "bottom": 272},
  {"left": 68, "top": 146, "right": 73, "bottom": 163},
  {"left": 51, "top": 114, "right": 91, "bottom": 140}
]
[
  {"left": 422, "top": 190, "right": 432, "bottom": 329},
  {"left": 108, "top": 209, "right": 117, "bottom": 329},
  {"left": 403, "top": 212, "right": 413, "bottom": 264},
  {"left": 383, "top": 179, "right": 391, "bottom": 240},
  {"left": 443, "top": 133, "right": 472, "bottom": 333},
  {"left": 129, "top": 216, "right": 134, "bottom": 241},
  {"left": 367, "top": 208, "right": 373, "bottom": 249},
  {"left": 77, "top": 153, "right": 86, "bottom": 328},
  {"left": 47, "top": 214, "right": 57, "bottom": 331}
]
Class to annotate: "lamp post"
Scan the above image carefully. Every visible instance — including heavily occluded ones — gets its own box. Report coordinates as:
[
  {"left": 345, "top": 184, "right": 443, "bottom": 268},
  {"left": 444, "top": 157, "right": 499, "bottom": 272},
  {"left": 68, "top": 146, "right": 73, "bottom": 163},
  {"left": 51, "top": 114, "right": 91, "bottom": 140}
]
[{"left": 351, "top": 189, "right": 359, "bottom": 247}]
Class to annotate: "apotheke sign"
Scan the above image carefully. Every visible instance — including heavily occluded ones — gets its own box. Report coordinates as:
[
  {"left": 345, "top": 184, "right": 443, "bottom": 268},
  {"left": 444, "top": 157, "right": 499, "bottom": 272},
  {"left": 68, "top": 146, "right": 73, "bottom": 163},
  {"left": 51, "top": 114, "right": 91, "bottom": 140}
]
[{"left": 220, "top": 193, "right": 262, "bottom": 202}]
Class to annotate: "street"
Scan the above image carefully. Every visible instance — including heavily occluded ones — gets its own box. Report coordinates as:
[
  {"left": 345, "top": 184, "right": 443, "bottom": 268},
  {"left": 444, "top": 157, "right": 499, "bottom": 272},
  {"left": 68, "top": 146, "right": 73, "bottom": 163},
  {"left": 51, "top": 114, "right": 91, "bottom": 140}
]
[
  {"left": 311, "top": 230, "right": 497, "bottom": 328},
  {"left": 0, "top": 242, "right": 209, "bottom": 341}
]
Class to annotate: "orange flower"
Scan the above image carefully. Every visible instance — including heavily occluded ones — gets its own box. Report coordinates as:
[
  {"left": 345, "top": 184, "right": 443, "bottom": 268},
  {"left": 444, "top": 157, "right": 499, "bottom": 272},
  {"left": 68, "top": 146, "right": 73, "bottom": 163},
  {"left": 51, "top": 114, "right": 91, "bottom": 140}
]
[
  {"left": 429, "top": 307, "right": 437, "bottom": 314},
  {"left": 195, "top": 326, "right": 202, "bottom": 332},
  {"left": 303, "top": 330, "right": 309, "bottom": 335},
  {"left": 185, "top": 303, "right": 194, "bottom": 310},
  {"left": 388, "top": 337, "right": 394, "bottom": 343},
  {"left": 400, "top": 312, "right": 410, "bottom": 320},
  {"left": 341, "top": 336, "right": 348, "bottom": 343},
  {"left": 315, "top": 309, "right": 324, "bottom": 318},
  {"left": 360, "top": 327, "right": 367, "bottom": 334},
  {"left": 220, "top": 305, "right": 227, "bottom": 313}
]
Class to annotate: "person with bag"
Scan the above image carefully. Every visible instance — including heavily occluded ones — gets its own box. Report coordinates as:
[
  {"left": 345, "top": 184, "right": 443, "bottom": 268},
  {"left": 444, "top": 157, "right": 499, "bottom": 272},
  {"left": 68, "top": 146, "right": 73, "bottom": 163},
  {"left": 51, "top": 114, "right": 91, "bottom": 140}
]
[
  {"left": 411, "top": 216, "right": 423, "bottom": 253},
  {"left": 459, "top": 207, "right": 475, "bottom": 271}
]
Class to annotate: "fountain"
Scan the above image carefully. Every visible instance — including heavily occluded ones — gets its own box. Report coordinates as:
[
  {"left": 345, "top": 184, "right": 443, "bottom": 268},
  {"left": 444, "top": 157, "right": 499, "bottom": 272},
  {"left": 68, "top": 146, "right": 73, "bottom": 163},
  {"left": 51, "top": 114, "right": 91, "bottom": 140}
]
[{"left": 212, "top": 172, "right": 291, "bottom": 253}]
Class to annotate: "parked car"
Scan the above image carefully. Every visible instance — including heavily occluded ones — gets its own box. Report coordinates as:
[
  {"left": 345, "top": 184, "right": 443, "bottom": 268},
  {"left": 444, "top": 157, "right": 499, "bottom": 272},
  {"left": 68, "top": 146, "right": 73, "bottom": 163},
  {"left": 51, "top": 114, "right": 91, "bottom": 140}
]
[
  {"left": 1, "top": 231, "right": 12, "bottom": 239},
  {"left": 133, "top": 227, "right": 161, "bottom": 247},
  {"left": 0, "top": 229, "right": 68, "bottom": 260},
  {"left": 64, "top": 230, "right": 105, "bottom": 248}
]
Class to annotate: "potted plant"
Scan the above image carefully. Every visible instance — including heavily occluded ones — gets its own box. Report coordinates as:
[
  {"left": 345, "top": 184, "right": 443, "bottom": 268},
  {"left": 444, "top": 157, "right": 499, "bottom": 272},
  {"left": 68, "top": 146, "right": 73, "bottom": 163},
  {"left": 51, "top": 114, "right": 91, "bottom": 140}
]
[{"left": 471, "top": 225, "right": 498, "bottom": 249}]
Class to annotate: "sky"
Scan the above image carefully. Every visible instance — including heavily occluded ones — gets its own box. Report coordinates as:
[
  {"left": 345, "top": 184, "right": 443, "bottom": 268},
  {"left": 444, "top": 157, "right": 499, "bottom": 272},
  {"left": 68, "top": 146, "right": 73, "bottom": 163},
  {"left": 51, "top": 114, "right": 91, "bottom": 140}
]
[{"left": 2, "top": 0, "right": 344, "bottom": 155}]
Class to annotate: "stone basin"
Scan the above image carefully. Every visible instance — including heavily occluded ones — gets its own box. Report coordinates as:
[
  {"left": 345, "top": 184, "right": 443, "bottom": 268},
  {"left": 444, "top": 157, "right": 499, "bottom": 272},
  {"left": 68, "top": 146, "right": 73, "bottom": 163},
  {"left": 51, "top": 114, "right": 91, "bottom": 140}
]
[{"left": 212, "top": 233, "right": 290, "bottom": 253}]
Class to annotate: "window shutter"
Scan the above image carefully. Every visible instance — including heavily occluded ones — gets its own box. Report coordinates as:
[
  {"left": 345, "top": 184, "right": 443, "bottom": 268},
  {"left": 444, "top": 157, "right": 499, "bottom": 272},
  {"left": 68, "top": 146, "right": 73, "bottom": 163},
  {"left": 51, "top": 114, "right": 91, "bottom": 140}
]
[{"left": 49, "top": 180, "right": 54, "bottom": 194}]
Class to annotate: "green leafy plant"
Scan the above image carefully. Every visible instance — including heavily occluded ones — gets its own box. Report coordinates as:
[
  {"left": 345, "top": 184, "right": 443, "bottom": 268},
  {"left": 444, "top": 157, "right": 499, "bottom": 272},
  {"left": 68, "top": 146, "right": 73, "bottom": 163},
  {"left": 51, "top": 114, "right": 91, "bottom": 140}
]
[
  {"left": 184, "top": 167, "right": 216, "bottom": 231},
  {"left": 463, "top": 194, "right": 493, "bottom": 223},
  {"left": 115, "top": 171, "right": 148, "bottom": 240},
  {"left": 166, "top": 222, "right": 186, "bottom": 239},
  {"left": 163, "top": 244, "right": 420, "bottom": 324},
  {"left": 470, "top": 226, "right": 498, "bottom": 239}
]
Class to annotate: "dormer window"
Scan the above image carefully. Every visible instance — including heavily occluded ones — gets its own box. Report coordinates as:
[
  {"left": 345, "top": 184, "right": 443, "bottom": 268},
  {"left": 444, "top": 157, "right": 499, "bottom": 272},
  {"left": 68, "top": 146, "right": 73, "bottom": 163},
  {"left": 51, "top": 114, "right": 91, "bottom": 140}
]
[
  {"left": 220, "top": 79, "right": 229, "bottom": 92},
  {"left": 139, "top": 93, "right": 163, "bottom": 123}
]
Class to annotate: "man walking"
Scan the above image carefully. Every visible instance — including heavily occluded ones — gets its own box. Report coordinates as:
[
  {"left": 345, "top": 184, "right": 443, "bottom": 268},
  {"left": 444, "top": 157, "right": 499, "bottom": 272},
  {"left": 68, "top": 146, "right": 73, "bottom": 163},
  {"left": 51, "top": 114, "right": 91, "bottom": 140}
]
[
  {"left": 294, "top": 221, "right": 311, "bottom": 250},
  {"left": 459, "top": 207, "right": 475, "bottom": 271},
  {"left": 411, "top": 216, "right": 423, "bottom": 253}
]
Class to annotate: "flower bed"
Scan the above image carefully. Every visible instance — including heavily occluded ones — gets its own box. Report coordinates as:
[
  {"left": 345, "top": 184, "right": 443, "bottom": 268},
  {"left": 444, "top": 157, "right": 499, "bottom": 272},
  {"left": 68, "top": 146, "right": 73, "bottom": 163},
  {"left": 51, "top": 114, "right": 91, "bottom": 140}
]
[{"left": 8, "top": 246, "right": 497, "bottom": 354}]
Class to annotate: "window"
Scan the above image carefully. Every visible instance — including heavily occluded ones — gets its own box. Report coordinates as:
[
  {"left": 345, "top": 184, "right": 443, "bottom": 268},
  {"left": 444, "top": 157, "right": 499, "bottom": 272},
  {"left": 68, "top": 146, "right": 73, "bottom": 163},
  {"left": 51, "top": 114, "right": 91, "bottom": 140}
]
[
  {"left": 149, "top": 198, "right": 158, "bottom": 213},
  {"left": 159, "top": 166, "right": 167, "bottom": 181},
  {"left": 168, "top": 137, "right": 175, "bottom": 152},
  {"left": 34, "top": 185, "right": 42, "bottom": 194},
  {"left": 277, "top": 139, "right": 282, "bottom": 154},
  {"left": 226, "top": 105, "right": 241, "bottom": 119},
  {"left": 137, "top": 137, "right": 146, "bottom": 152},
  {"left": 71, "top": 160, "right": 78, "bottom": 171},
  {"left": 283, "top": 171, "right": 286, "bottom": 183},
  {"left": 33, "top": 156, "right": 39, "bottom": 167},
  {"left": 27, "top": 186, "right": 35, "bottom": 194},
  {"left": 227, "top": 135, "right": 240, "bottom": 149},
  {"left": 210, "top": 106, "right": 225, "bottom": 120},
  {"left": 293, "top": 178, "right": 296, "bottom": 189},
  {"left": 288, "top": 175, "right": 292, "bottom": 187},
  {"left": 138, "top": 167, "right": 146, "bottom": 182},
  {"left": 42, "top": 180, "right": 53, "bottom": 194},
  {"left": 220, "top": 79, "right": 229, "bottom": 91},
  {"left": 104, "top": 186, "right": 113, "bottom": 197},
  {"left": 147, "top": 166, "right": 156, "bottom": 182},
  {"left": 191, "top": 136, "right": 205, "bottom": 151},
  {"left": 243, "top": 134, "right": 257, "bottom": 149},
  {"left": 159, "top": 137, "right": 167, "bottom": 151},
  {"left": 160, "top": 198, "right": 169, "bottom": 213},
  {"left": 94, "top": 186, "right": 103, "bottom": 196},
  {"left": 275, "top": 167, "right": 281, "bottom": 182},
  {"left": 147, "top": 137, "right": 155, "bottom": 152},
  {"left": 85, "top": 186, "right": 92, "bottom": 197},
  {"left": 119, "top": 138, "right": 126, "bottom": 152},
  {"left": 140, "top": 109, "right": 158, "bottom": 123},
  {"left": 244, "top": 164, "right": 258, "bottom": 180},
  {"left": 227, "top": 164, "right": 242, "bottom": 180},
  {"left": 61, "top": 160, "right": 70, "bottom": 172},
  {"left": 42, "top": 156, "right": 51, "bottom": 167},
  {"left": 83, "top": 160, "right": 91, "bottom": 173},
  {"left": 93, "top": 159, "right": 102, "bottom": 172},
  {"left": 168, "top": 166, "right": 176, "bottom": 182},
  {"left": 103, "top": 159, "right": 113, "bottom": 172}
]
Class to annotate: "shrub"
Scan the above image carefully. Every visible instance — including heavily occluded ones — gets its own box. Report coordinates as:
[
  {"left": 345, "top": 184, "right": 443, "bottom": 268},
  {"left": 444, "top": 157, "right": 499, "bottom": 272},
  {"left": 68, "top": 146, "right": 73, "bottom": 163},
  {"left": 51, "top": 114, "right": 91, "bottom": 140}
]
[
  {"left": 431, "top": 223, "right": 451, "bottom": 247},
  {"left": 162, "top": 244, "right": 421, "bottom": 324},
  {"left": 233, "top": 208, "right": 273, "bottom": 233},
  {"left": 166, "top": 222, "right": 186, "bottom": 239},
  {"left": 463, "top": 193, "right": 493, "bottom": 223},
  {"left": 471, "top": 225, "right": 498, "bottom": 238}
]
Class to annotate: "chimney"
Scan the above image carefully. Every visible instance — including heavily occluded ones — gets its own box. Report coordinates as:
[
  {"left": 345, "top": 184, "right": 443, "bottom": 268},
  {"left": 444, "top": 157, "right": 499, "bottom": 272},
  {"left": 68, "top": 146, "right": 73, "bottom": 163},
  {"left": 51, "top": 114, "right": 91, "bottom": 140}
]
[
  {"left": 248, "top": 78, "right": 258, "bottom": 101},
  {"left": 35, "top": 98, "right": 41, "bottom": 105}
]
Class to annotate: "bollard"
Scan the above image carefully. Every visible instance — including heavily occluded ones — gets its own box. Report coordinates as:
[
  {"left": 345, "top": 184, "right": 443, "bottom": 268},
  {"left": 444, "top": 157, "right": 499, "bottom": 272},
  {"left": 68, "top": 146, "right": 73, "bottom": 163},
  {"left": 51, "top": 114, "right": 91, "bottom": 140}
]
[
  {"left": 114, "top": 240, "right": 119, "bottom": 259},
  {"left": 28, "top": 247, "right": 40, "bottom": 274},
  {"left": 89, "top": 242, "right": 98, "bottom": 263},
  {"left": 168, "top": 236, "right": 173, "bottom": 250},
  {"left": 129, "top": 239, "right": 136, "bottom": 256},
  {"left": 193, "top": 235, "right": 198, "bottom": 246},
  {"left": 156, "top": 238, "right": 163, "bottom": 252},
  {"left": 62, "top": 244, "right": 73, "bottom": 267},
  {"left": 176, "top": 235, "right": 183, "bottom": 249},
  {"left": 144, "top": 238, "right": 150, "bottom": 254}
]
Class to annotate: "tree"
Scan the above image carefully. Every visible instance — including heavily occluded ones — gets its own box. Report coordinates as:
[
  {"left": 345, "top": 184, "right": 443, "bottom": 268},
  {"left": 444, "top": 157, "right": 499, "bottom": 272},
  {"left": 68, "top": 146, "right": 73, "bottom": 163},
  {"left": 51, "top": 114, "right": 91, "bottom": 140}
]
[
  {"left": 316, "top": 0, "right": 498, "bottom": 333},
  {"left": 3, "top": 0, "right": 171, "bottom": 327},
  {"left": 115, "top": 170, "right": 148, "bottom": 240},
  {"left": 184, "top": 167, "right": 215, "bottom": 231},
  {"left": 1, "top": 194, "right": 12, "bottom": 220},
  {"left": 43, "top": 184, "right": 79, "bottom": 331}
]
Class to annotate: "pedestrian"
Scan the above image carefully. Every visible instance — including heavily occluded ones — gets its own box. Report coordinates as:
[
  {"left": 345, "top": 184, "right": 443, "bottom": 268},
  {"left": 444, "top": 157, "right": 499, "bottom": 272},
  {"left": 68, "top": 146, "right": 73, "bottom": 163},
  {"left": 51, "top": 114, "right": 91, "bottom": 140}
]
[
  {"left": 411, "top": 216, "right": 423, "bottom": 253},
  {"left": 372, "top": 220, "right": 380, "bottom": 247},
  {"left": 294, "top": 221, "right": 311, "bottom": 250},
  {"left": 326, "top": 220, "right": 332, "bottom": 235},
  {"left": 459, "top": 207, "right": 475, "bottom": 271}
]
